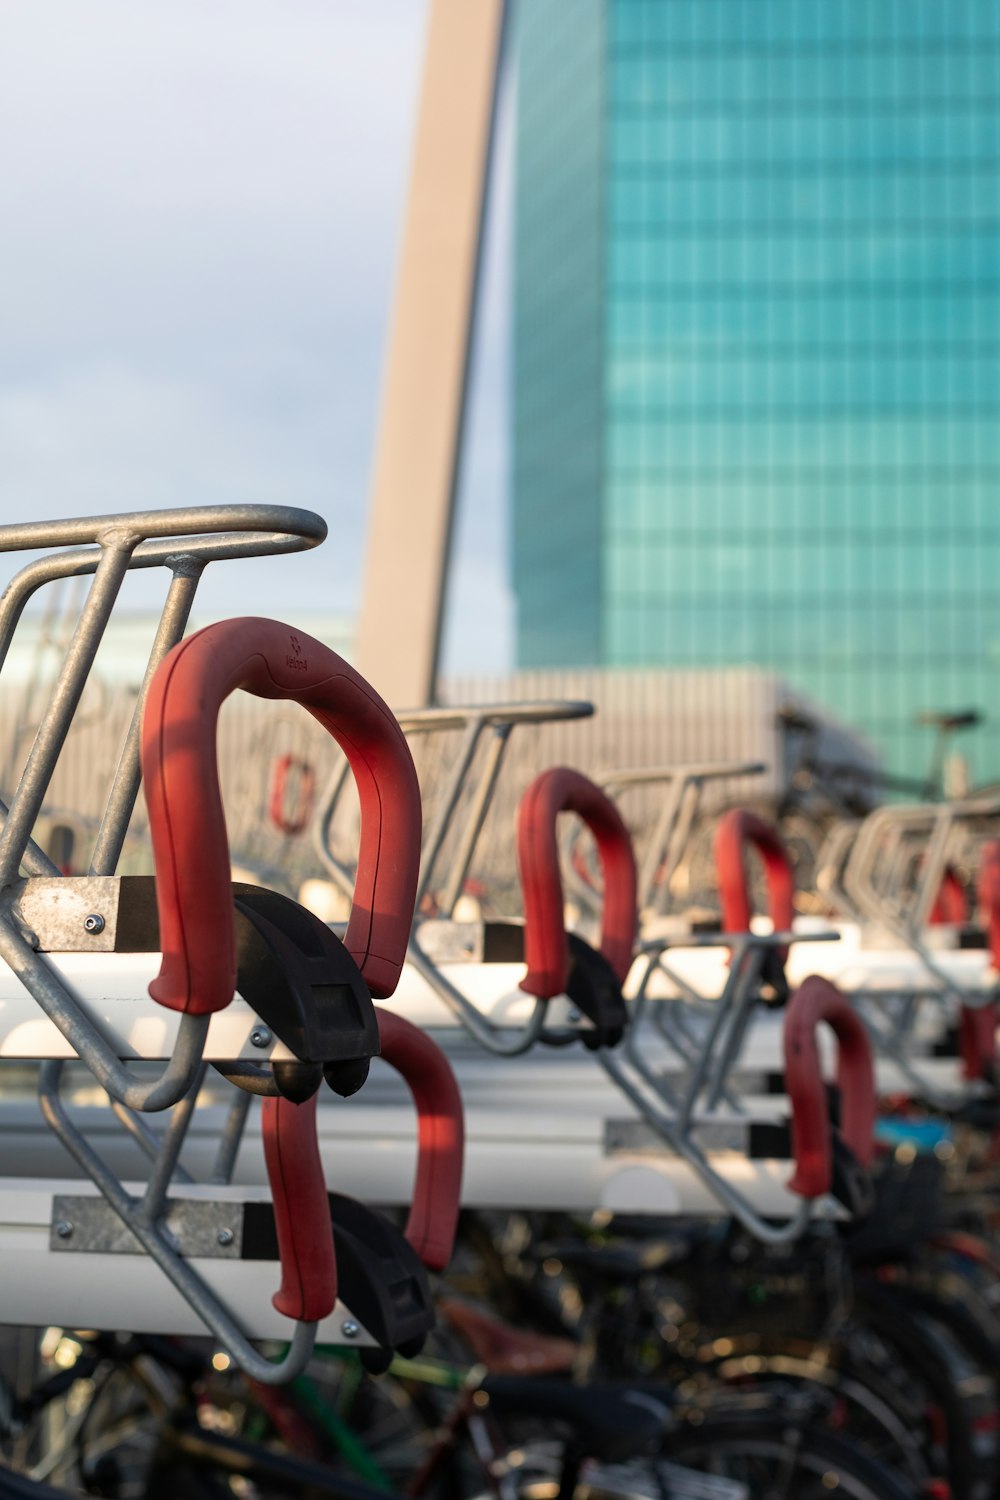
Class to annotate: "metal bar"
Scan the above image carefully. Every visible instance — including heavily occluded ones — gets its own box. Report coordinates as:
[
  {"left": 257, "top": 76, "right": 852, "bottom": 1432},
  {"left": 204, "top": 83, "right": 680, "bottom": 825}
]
[
  {"left": 0, "top": 796, "right": 60, "bottom": 877},
  {"left": 911, "top": 807, "right": 955, "bottom": 936},
  {"left": 396, "top": 700, "right": 593, "bottom": 734},
  {"left": 37, "top": 1061, "right": 316, "bottom": 1384},
  {"left": 90, "top": 560, "right": 204, "bottom": 876},
  {"left": 702, "top": 949, "right": 768, "bottom": 1111},
  {"left": 598, "top": 1048, "right": 812, "bottom": 1246},
  {"left": 672, "top": 940, "right": 757, "bottom": 1133},
  {"left": 0, "top": 535, "right": 138, "bottom": 885},
  {"left": 139, "top": 1065, "right": 207, "bottom": 1223},
  {"left": 635, "top": 774, "right": 686, "bottom": 912},
  {"left": 211, "top": 1089, "right": 254, "bottom": 1186},
  {"left": 654, "top": 780, "right": 702, "bottom": 913},
  {"left": 108, "top": 1099, "right": 195, "bottom": 1186},
  {"left": 438, "top": 724, "right": 511, "bottom": 918},
  {"left": 415, "top": 717, "right": 484, "bottom": 906},
  {"left": 0, "top": 916, "right": 208, "bottom": 1110},
  {"left": 0, "top": 504, "right": 325, "bottom": 554},
  {"left": 406, "top": 933, "right": 547, "bottom": 1055}
]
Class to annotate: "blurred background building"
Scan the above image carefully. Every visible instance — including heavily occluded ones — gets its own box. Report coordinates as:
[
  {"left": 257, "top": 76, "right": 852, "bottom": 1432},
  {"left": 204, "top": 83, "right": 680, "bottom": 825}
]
[{"left": 513, "top": 0, "right": 1000, "bottom": 784}]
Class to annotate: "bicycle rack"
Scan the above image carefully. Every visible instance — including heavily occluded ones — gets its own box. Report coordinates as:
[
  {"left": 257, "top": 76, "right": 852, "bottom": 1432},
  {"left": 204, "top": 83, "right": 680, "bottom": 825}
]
[
  {"left": 563, "top": 759, "right": 767, "bottom": 923},
  {"left": 832, "top": 797, "right": 1000, "bottom": 1105},
  {"left": 0, "top": 511, "right": 470, "bottom": 1380},
  {"left": 316, "top": 699, "right": 601, "bottom": 1055},
  {"left": 783, "top": 974, "right": 876, "bottom": 1216},
  {"left": 631, "top": 792, "right": 1000, "bottom": 1113},
  {"left": 511, "top": 768, "right": 846, "bottom": 1243}
]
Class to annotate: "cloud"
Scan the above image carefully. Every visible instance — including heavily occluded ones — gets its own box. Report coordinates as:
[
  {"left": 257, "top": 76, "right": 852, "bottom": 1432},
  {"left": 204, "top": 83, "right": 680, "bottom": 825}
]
[{"left": 0, "top": 0, "right": 513, "bottom": 670}]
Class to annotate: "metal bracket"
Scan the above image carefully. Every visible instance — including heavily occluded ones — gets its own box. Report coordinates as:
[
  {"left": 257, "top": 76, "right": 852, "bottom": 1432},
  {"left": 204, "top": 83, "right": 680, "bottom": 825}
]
[
  {"left": 604, "top": 1117, "right": 789, "bottom": 1159},
  {"left": 9, "top": 877, "right": 121, "bottom": 952},
  {"left": 51, "top": 1195, "right": 243, "bottom": 1257}
]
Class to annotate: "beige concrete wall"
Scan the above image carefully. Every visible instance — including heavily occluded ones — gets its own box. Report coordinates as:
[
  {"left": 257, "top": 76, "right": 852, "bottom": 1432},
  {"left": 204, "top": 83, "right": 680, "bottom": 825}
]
[{"left": 355, "top": 0, "right": 506, "bottom": 709}]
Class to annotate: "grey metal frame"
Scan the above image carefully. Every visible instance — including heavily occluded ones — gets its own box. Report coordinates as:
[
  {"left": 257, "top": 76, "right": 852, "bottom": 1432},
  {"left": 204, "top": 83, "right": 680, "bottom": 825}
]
[
  {"left": 565, "top": 760, "right": 767, "bottom": 919},
  {"left": 315, "top": 698, "right": 595, "bottom": 1055},
  {"left": 601, "top": 928, "right": 841, "bottom": 1245},
  {"left": 0, "top": 504, "right": 328, "bottom": 1374}
]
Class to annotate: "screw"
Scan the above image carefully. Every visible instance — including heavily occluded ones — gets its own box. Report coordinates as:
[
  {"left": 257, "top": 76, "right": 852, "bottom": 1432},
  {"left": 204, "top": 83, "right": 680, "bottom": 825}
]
[
  {"left": 340, "top": 1320, "right": 359, "bottom": 1340},
  {"left": 83, "top": 914, "right": 105, "bottom": 935},
  {"left": 250, "top": 1027, "right": 272, "bottom": 1049},
  {"left": 55, "top": 1221, "right": 73, "bottom": 1239},
  {"left": 217, "top": 1227, "right": 234, "bottom": 1247}
]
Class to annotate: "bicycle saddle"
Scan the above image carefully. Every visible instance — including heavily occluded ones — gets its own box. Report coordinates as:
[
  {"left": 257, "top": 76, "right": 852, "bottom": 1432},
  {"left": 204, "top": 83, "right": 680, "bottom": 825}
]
[
  {"left": 438, "top": 1298, "right": 578, "bottom": 1375},
  {"left": 914, "top": 708, "right": 982, "bottom": 732}
]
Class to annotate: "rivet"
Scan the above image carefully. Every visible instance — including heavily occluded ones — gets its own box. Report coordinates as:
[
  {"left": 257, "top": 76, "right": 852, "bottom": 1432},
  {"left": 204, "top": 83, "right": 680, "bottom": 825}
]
[
  {"left": 250, "top": 1028, "right": 272, "bottom": 1049},
  {"left": 55, "top": 1220, "right": 73, "bottom": 1239},
  {"left": 341, "top": 1320, "right": 359, "bottom": 1340},
  {"left": 84, "top": 914, "right": 105, "bottom": 935},
  {"left": 217, "top": 1227, "right": 234, "bottom": 1247}
]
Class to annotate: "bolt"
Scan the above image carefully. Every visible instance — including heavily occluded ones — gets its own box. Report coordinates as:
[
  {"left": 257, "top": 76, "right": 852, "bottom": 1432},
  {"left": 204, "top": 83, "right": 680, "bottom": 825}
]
[
  {"left": 250, "top": 1027, "right": 272, "bottom": 1049},
  {"left": 55, "top": 1221, "right": 73, "bottom": 1240},
  {"left": 340, "top": 1320, "right": 359, "bottom": 1340},
  {"left": 217, "top": 1227, "right": 234, "bottom": 1247},
  {"left": 84, "top": 914, "right": 105, "bottom": 935}
]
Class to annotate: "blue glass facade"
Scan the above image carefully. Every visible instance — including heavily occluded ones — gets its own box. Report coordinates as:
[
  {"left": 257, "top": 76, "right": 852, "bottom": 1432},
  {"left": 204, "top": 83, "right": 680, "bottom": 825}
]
[{"left": 513, "top": 0, "right": 1000, "bottom": 782}]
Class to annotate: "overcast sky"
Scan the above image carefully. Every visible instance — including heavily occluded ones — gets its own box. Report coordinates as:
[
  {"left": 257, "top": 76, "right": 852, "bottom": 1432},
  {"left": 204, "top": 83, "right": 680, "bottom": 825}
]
[{"left": 0, "top": 0, "right": 513, "bottom": 673}]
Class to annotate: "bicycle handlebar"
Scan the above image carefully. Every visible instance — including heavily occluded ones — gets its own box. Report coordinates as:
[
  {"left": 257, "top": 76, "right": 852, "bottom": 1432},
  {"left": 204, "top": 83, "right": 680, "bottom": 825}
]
[
  {"left": 517, "top": 767, "right": 637, "bottom": 999},
  {"left": 783, "top": 976, "right": 876, "bottom": 1199},
  {"left": 141, "top": 617, "right": 422, "bottom": 1014}
]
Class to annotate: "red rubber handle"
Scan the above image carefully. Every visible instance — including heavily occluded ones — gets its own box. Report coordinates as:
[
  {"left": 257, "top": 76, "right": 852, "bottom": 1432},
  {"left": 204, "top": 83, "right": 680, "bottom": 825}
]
[
  {"left": 930, "top": 865, "right": 969, "bottom": 926},
  {"left": 783, "top": 975, "right": 876, "bottom": 1198},
  {"left": 979, "top": 840, "right": 1000, "bottom": 971},
  {"left": 959, "top": 1002, "right": 998, "bottom": 1083},
  {"left": 516, "top": 767, "right": 637, "bottom": 999},
  {"left": 375, "top": 1008, "right": 464, "bottom": 1271},
  {"left": 950, "top": 841, "right": 1000, "bottom": 1080},
  {"left": 956, "top": 842, "right": 1000, "bottom": 1081},
  {"left": 268, "top": 753, "right": 317, "bottom": 837},
  {"left": 261, "top": 1092, "right": 337, "bottom": 1322},
  {"left": 141, "top": 617, "right": 421, "bottom": 1014},
  {"left": 714, "top": 808, "right": 795, "bottom": 954}
]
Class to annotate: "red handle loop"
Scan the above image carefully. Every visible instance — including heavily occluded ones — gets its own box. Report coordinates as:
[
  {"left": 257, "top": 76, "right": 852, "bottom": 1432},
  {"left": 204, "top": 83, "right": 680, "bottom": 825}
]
[
  {"left": 516, "top": 767, "right": 638, "bottom": 1000},
  {"left": 375, "top": 1008, "right": 464, "bottom": 1271},
  {"left": 979, "top": 840, "right": 1000, "bottom": 971},
  {"left": 141, "top": 617, "right": 422, "bottom": 1014},
  {"left": 930, "top": 864, "right": 969, "bottom": 926},
  {"left": 261, "top": 1092, "right": 337, "bottom": 1322},
  {"left": 714, "top": 809, "right": 795, "bottom": 951},
  {"left": 268, "top": 753, "right": 317, "bottom": 837},
  {"left": 783, "top": 976, "right": 876, "bottom": 1199},
  {"left": 955, "top": 841, "right": 1000, "bottom": 1081}
]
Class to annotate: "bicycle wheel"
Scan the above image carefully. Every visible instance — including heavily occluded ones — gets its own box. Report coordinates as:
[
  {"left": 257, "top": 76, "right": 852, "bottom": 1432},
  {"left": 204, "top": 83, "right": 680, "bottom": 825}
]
[{"left": 662, "top": 1413, "right": 916, "bottom": 1500}]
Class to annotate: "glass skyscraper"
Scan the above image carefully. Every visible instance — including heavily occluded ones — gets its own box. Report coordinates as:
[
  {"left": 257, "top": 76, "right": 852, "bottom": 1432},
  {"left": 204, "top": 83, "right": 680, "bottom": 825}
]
[{"left": 512, "top": 0, "right": 1000, "bottom": 782}]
